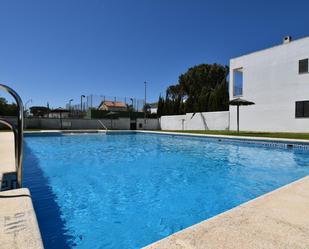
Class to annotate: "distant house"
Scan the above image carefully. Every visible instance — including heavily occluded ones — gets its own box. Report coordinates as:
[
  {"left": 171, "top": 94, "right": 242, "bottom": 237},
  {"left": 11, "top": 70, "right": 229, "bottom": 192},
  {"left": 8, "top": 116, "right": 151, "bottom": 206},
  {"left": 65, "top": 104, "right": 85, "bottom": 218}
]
[
  {"left": 98, "top": 101, "right": 127, "bottom": 112},
  {"left": 29, "top": 106, "right": 50, "bottom": 117},
  {"left": 149, "top": 103, "right": 158, "bottom": 114},
  {"left": 48, "top": 108, "right": 70, "bottom": 118}
]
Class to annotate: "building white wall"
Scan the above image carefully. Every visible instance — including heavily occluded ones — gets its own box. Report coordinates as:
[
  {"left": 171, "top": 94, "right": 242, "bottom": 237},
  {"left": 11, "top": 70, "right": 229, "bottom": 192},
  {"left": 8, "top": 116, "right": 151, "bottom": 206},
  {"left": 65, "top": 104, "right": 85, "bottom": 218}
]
[
  {"left": 185, "top": 111, "right": 229, "bottom": 130},
  {"left": 136, "top": 118, "right": 160, "bottom": 130},
  {"left": 160, "top": 111, "right": 229, "bottom": 130},
  {"left": 150, "top": 107, "right": 157, "bottom": 114},
  {"left": 230, "top": 37, "right": 309, "bottom": 132},
  {"left": 160, "top": 115, "right": 186, "bottom": 130}
]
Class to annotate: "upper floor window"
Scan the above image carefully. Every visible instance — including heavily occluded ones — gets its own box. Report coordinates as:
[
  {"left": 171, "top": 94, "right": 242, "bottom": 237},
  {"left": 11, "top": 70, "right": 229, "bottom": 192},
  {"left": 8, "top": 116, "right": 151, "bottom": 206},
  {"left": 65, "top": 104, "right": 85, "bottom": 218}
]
[
  {"left": 299, "top": 59, "right": 308, "bottom": 74},
  {"left": 295, "top": 100, "right": 309, "bottom": 118},
  {"left": 233, "top": 68, "right": 243, "bottom": 97}
]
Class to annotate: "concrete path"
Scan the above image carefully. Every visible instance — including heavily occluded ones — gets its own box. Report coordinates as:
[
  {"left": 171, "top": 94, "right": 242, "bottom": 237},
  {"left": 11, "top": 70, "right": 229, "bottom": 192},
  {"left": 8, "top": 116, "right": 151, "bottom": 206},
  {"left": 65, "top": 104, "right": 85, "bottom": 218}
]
[
  {"left": 0, "top": 188, "right": 44, "bottom": 249},
  {"left": 0, "top": 132, "right": 44, "bottom": 249},
  {"left": 143, "top": 176, "right": 309, "bottom": 249},
  {"left": 0, "top": 132, "right": 15, "bottom": 186}
]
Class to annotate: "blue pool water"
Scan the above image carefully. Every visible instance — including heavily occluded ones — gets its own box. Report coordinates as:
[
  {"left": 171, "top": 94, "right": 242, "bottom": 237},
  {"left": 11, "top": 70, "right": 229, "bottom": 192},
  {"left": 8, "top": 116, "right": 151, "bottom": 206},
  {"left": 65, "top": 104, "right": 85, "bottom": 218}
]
[{"left": 23, "top": 133, "right": 309, "bottom": 249}]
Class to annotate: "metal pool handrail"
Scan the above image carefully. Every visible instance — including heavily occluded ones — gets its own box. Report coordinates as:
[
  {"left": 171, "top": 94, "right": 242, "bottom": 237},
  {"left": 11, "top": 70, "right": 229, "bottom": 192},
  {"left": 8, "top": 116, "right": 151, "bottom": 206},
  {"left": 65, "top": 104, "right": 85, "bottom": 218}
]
[
  {"left": 97, "top": 119, "right": 108, "bottom": 131},
  {"left": 0, "top": 84, "right": 24, "bottom": 188}
]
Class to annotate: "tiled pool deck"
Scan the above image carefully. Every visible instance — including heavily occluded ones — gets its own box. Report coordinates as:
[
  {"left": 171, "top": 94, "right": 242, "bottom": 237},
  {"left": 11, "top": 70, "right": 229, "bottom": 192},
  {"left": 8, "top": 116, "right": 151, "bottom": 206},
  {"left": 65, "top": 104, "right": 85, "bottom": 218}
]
[{"left": 1, "top": 130, "right": 309, "bottom": 249}]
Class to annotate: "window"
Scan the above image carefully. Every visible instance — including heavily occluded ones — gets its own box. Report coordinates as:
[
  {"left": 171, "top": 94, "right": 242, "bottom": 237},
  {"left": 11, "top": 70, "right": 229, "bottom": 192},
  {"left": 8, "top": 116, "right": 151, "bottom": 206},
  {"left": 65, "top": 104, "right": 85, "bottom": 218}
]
[
  {"left": 233, "top": 68, "right": 243, "bottom": 96},
  {"left": 299, "top": 59, "right": 308, "bottom": 74},
  {"left": 295, "top": 101, "right": 309, "bottom": 118}
]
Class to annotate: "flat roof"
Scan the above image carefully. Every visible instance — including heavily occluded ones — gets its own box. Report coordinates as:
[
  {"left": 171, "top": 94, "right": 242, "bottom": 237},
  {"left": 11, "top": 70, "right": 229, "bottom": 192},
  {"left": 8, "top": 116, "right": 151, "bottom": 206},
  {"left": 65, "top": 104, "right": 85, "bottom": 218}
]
[{"left": 231, "top": 36, "right": 309, "bottom": 61}]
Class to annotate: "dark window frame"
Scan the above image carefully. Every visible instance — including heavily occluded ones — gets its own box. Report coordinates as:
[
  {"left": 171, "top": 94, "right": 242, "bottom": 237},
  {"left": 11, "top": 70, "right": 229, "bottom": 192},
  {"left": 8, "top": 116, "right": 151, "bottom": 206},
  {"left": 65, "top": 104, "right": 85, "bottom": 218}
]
[
  {"left": 295, "top": 100, "right": 309, "bottom": 118},
  {"left": 299, "top": 58, "right": 309, "bottom": 74}
]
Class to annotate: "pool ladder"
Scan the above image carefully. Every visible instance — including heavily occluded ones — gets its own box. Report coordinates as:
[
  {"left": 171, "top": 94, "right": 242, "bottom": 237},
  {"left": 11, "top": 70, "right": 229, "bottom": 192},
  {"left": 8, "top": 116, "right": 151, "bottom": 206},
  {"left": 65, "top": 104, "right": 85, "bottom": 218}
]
[
  {"left": 97, "top": 119, "right": 108, "bottom": 132},
  {"left": 0, "top": 84, "right": 24, "bottom": 188}
]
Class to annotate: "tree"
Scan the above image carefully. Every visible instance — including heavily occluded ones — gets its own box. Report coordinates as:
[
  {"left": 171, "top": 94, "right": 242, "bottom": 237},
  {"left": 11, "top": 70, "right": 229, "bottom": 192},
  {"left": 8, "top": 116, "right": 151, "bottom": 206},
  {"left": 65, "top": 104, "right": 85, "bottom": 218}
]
[
  {"left": 157, "top": 63, "right": 229, "bottom": 116},
  {"left": 157, "top": 95, "right": 165, "bottom": 117},
  {"left": 0, "top": 97, "right": 17, "bottom": 116}
]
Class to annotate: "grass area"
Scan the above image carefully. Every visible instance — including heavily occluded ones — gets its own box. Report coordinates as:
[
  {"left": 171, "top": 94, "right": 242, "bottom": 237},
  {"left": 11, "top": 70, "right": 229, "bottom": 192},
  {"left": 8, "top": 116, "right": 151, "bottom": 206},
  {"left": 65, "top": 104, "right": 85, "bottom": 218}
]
[{"left": 161, "top": 130, "right": 309, "bottom": 140}]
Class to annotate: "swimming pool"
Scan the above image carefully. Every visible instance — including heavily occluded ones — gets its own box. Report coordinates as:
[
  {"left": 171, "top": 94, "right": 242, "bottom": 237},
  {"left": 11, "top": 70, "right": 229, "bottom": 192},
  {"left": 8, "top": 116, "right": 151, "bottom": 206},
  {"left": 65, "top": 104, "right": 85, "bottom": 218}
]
[{"left": 23, "top": 132, "right": 309, "bottom": 249}]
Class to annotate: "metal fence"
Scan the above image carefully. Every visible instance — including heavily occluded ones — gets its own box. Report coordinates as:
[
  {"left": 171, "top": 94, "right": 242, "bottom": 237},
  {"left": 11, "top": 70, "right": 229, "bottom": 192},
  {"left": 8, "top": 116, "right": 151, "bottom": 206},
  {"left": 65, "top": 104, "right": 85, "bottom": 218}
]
[{"left": 67, "top": 94, "right": 145, "bottom": 112}]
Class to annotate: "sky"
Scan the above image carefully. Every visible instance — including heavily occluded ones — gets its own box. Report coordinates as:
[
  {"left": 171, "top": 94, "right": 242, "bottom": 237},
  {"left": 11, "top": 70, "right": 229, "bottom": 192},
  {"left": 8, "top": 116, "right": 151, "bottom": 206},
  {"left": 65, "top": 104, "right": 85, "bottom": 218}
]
[{"left": 0, "top": 0, "right": 309, "bottom": 108}]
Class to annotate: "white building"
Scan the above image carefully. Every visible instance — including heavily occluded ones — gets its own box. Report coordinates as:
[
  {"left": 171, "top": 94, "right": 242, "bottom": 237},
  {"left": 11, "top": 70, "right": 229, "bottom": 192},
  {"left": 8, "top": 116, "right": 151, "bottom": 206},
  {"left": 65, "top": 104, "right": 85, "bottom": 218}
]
[
  {"left": 149, "top": 103, "right": 158, "bottom": 114},
  {"left": 229, "top": 36, "right": 309, "bottom": 132}
]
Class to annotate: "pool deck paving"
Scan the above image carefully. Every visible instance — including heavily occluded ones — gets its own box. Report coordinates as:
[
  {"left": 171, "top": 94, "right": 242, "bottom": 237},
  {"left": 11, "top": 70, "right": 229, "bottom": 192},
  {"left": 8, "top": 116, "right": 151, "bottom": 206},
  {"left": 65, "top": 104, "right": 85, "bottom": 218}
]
[
  {"left": 0, "top": 188, "right": 44, "bottom": 249},
  {"left": 0, "top": 131, "right": 15, "bottom": 184},
  {"left": 0, "top": 132, "right": 44, "bottom": 249}
]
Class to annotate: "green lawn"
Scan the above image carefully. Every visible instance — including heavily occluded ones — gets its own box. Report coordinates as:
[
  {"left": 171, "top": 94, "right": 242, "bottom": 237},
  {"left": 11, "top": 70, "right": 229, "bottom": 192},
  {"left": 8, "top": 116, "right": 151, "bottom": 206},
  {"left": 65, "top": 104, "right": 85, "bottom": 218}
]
[{"left": 161, "top": 130, "right": 309, "bottom": 140}]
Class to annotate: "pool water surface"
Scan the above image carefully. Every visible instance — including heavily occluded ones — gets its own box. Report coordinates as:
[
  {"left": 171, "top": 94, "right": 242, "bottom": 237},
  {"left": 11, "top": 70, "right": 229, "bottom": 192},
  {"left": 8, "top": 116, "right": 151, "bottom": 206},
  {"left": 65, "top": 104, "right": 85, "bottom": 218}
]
[{"left": 23, "top": 133, "right": 309, "bottom": 249}]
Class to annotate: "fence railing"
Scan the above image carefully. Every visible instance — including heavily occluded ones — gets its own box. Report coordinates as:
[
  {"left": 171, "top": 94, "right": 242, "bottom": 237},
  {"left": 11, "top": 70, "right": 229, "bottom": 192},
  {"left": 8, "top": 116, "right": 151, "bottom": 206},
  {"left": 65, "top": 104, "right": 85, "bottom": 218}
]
[{"left": 68, "top": 94, "right": 145, "bottom": 112}]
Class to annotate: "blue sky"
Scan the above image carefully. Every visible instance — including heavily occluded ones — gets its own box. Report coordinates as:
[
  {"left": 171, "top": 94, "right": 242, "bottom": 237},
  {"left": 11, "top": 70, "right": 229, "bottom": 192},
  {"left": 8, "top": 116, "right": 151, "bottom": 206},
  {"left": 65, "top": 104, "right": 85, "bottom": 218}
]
[{"left": 0, "top": 0, "right": 308, "bottom": 108}]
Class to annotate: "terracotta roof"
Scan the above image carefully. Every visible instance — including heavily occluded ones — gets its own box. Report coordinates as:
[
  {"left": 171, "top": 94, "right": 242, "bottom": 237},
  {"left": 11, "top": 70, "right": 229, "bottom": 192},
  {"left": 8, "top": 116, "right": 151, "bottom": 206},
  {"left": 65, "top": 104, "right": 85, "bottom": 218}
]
[{"left": 101, "top": 101, "right": 127, "bottom": 108}]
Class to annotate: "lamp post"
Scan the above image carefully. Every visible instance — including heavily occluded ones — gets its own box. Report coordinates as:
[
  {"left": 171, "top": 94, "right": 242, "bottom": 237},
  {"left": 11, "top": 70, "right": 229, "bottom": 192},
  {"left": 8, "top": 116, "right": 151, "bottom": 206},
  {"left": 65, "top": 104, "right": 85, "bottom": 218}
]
[
  {"left": 24, "top": 99, "right": 32, "bottom": 117},
  {"left": 56, "top": 107, "right": 63, "bottom": 129},
  {"left": 80, "top": 95, "right": 85, "bottom": 112},
  {"left": 24, "top": 99, "right": 32, "bottom": 110},
  {"left": 144, "top": 81, "right": 147, "bottom": 124},
  {"left": 68, "top": 99, "right": 74, "bottom": 110}
]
